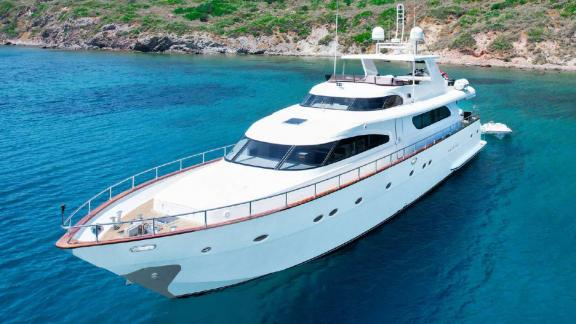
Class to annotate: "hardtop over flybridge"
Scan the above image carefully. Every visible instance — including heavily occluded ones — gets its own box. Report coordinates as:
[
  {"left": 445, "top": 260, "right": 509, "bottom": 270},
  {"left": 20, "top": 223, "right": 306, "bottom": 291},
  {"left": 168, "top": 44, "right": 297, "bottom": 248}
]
[{"left": 57, "top": 4, "right": 486, "bottom": 297}]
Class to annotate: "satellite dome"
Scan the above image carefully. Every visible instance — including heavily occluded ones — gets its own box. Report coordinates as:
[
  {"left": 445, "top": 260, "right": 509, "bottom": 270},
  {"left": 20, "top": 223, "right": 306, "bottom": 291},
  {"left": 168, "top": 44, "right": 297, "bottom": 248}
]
[
  {"left": 409, "top": 26, "right": 425, "bottom": 43},
  {"left": 372, "top": 27, "right": 385, "bottom": 41}
]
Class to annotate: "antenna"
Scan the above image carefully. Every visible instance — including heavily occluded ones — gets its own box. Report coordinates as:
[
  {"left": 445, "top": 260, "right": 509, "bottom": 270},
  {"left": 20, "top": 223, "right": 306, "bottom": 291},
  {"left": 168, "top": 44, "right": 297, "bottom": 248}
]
[
  {"left": 413, "top": 0, "right": 416, "bottom": 27},
  {"left": 332, "top": 0, "right": 339, "bottom": 78}
]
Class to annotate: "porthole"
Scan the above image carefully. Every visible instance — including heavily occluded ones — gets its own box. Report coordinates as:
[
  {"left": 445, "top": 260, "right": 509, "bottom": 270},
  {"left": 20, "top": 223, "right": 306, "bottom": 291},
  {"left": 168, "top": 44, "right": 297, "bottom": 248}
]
[
  {"left": 355, "top": 197, "right": 363, "bottom": 205},
  {"left": 329, "top": 209, "right": 338, "bottom": 216},
  {"left": 422, "top": 163, "right": 426, "bottom": 169},
  {"left": 201, "top": 247, "right": 211, "bottom": 253},
  {"left": 386, "top": 182, "right": 392, "bottom": 189},
  {"left": 409, "top": 170, "right": 414, "bottom": 176},
  {"left": 253, "top": 234, "right": 268, "bottom": 242},
  {"left": 428, "top": 160, "right": 432, "bottom": 165},
  {"left": 476, "top": 129, "right": 479, "bottom": 133},
  {"left": 313, "top": 215, "right": 323, "bottom": 223},
  {"left": 470, "top": 133, "right": 473, "bottom": 138}
]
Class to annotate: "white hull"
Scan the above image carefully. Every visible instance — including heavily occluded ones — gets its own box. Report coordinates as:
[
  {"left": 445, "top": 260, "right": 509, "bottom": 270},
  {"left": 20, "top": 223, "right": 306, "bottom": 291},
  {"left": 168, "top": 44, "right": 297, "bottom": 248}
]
[{"left": 72, "top": 121, "right": 485, "bottom": 297}]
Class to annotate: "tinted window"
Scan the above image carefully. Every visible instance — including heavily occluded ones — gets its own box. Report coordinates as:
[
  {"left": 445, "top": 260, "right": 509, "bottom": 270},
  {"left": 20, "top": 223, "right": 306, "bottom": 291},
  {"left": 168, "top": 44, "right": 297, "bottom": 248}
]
[
  {"left": 412, "top": 106, "right": 451, "bottom": 129},
  {"left": 225, "top": 137, "right": 248, "bottom": 160},
  {"left": 325, "top": 135, "right": 389, "bottom": 164},
  {"left": 300, "top": 94, "right": 354, "bottom": 110},
  {"left": 279, "top": 143, "right": 334, "bottom": 170},
  {"left": 234, "top": 140, "right": 291, "bottom": 169},
  {"left": 228, "top": 135, "right": 389, "bottom": 169},
  {"left": 301, "top": 94, "right": 403, "bottom": 111}
]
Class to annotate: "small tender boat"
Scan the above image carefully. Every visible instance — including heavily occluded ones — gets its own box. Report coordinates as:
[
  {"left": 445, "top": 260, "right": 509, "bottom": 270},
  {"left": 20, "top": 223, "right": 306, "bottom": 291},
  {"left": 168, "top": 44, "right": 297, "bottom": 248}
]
[
  {"left": 481, "top": 121, "right": 512, "bottom": 139},
  {"left": 56, "top": 4, "right": 486, "bottom": 297}
]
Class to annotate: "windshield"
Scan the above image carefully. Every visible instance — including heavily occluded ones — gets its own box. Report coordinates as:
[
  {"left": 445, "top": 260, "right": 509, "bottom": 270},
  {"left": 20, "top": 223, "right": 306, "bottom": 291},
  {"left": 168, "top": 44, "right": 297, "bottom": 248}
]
[
  {"left": 301, "top": 94, "right": 403, "bottom": 111},
  {"left": 233, "top": 139, "right": 291, "bottom": 169},
  {"left": 226, "top": 135, "right": 390, "bottom": 170}
]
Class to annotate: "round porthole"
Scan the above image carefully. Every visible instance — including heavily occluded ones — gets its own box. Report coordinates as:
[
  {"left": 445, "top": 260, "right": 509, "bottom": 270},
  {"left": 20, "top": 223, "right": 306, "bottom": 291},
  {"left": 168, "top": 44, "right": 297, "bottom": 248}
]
[
  {"left": 313, "top": 215, "right": 323, "bottom": 223},
  {"left": 422, "top": 163, "right": 426, "bottom": 169},
  {"left": 329, "top": 209, "right": 338, "bottom": 216},
  {"left": 201, "top": 247, "right": 211, "bottom": 253},
  {"left": 476, "top": 129, "right": 479, "bottom": 133},
  {"left": 428, "top": 160, "right": 432, "bottom": 165},
  {"left": 386, "top": 182, "right": 392, "bottom": 189},
  {"left": 409, "top": 170, "right": 414, "bottom": 176},
  {"left": 355, "top": 197, "right": 363, "bottom": 205},
  {"left": 253, "top": 234, "right": 268, "bottom": 242},
  {"left": 470, "top": 133, "right": 473, "bottom": 138}
]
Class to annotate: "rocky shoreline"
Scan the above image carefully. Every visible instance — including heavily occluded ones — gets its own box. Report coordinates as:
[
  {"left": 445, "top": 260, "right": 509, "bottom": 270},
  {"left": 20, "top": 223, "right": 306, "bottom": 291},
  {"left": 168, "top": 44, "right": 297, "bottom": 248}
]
[{"left": 1, "top": 18, "right": 573, "bottom": 72}]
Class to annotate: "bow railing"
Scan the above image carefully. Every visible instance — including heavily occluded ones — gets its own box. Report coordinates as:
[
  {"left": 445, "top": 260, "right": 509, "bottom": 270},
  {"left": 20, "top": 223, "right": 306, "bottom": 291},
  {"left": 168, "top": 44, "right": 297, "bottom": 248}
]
[
  {"left": 61, "top": 144, "right": 236, "bottom": 229},
  {"left": 62, "top": 114, "right": 480, "bottom": 245}
]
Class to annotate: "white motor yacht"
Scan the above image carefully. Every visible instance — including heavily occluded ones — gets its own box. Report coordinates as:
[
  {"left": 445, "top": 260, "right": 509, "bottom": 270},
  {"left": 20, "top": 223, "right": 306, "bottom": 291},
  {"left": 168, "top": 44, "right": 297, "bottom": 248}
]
[{"left": 57, "top": 6, "right": 486, "bottom": 298}]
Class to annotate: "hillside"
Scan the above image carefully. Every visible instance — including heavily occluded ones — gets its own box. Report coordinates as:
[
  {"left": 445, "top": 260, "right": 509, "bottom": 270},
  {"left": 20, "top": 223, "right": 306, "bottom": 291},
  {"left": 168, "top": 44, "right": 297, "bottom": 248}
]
[{"left": 1, "top": 0, "right": 575, "bottom": 70}]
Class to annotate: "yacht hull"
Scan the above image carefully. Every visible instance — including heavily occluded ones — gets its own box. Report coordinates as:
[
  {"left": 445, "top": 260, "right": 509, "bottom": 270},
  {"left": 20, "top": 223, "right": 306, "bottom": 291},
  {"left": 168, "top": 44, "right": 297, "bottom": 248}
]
[{"left": 72, "top": 121, "right": 485, "bottom": 297}]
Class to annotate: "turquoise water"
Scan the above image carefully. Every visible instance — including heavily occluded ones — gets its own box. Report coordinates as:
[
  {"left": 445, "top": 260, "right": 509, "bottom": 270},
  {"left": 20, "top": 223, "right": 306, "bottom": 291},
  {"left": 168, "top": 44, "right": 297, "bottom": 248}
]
[{"left": 0, "top": 46, "right": 575, "bottom": 323}]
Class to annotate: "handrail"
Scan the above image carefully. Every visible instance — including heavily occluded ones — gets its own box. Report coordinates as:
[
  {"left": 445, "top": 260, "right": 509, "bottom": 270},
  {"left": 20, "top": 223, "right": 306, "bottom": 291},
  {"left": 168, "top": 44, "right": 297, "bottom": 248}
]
[
  {"left": 63, "top": 115, "right": 480, "bottom": 244},
  {"left": 61, "top": 144, "right": 236, "bottom": 229}
]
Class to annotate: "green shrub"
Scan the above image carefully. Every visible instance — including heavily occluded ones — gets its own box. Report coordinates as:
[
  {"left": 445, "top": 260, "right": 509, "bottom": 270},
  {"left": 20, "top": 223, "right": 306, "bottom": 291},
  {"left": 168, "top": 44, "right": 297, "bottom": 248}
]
[
  {"left": 450, "top": 32, "right": 476, "bottom": 50},
  {"left": 174, "top": 0, "right": 238, "bottom": 21},
  {"left": 561, "top": 1, "right": 576, "bottom": 17},
  {"left": 352, "top": 11, "right": 372, "bottom": 26},
  {"left": 490, "top": 0, "right": 525, "bottom": 10},
  {"left": 489, "top": 35, "right": 513, "bottom": 52},
  {"left": 370, "top": 0, "right": 394, "bottom": 5},
  {"left": 353, "top": 31, "right": 372, "bottom": 44},
  {"left": 459, "top": 15, "right": 476, "bottom": 26},
  {"left": 356, "top": 0, "right": 367, "bottom": 8},
  {"left": 3, "top": 18, "right": 17, "bottom": 37},
  {"left": 0, "top": 1, "right": 13, "bottom": 17},
  {"left": 234, "top": 13, "right": 310, "bottom": 37},
  {"left": 527, "top": 27, "right": 544, "bottom": 42},
  {"left": 430, "top": 6, "right": 465, "bottom": 20},
  {"left": 318, "top": 34, "right": 333, "bottom": 46},
  {"left": 73, "top": 7, "right": 90, "bottom": 17},
  {"left": 377, "top": 7, "right": 396, "bottom": 28}
]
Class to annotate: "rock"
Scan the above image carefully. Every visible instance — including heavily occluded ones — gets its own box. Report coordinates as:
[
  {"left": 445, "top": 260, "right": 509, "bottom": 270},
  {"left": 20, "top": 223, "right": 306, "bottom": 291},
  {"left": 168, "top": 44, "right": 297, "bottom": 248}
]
[
  {"left": 134, "top": 36, "right": 175, "bottom": 52},
  {"left": 86, "top": 35, "right": 109, "bottom": 49},
  {"left": 102, "top": 24, "right": 116, "bottom": 31}
]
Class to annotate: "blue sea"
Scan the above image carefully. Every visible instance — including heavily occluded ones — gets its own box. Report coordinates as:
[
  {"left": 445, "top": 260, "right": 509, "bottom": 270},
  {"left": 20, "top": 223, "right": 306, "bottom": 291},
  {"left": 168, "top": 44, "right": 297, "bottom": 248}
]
[{"left": 0, "top": 46, "right": 575, "bottom": 323}]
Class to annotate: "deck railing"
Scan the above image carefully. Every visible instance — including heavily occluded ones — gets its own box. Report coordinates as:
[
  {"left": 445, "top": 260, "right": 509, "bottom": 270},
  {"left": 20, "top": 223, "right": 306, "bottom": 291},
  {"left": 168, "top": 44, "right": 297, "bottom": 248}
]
[
  {"left": 62, "top": 115, "right": 480, "bottom": 245},
  {"left": 61, "top": 144, "right": 236, "bottom": 229}
]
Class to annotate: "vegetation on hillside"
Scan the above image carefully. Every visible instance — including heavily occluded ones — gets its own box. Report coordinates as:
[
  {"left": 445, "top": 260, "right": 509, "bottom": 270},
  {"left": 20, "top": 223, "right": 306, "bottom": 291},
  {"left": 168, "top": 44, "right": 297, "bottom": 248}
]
[{"left": 0, "top": 0, "right": 574, "bottom": 63}]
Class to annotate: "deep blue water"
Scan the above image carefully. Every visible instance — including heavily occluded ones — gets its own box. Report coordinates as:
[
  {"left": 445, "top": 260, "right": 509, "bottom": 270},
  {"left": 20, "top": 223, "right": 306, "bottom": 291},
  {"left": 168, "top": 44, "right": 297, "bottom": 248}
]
[{"left": 0, "top": 46, "right": 575, "bottom": 323}]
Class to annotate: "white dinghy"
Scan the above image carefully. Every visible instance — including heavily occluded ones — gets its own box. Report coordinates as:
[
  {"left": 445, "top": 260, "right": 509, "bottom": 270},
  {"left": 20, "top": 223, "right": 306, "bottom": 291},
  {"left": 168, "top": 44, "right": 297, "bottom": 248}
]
[{"left": 481, "top": 121, "right": 512, "bottom": 139}]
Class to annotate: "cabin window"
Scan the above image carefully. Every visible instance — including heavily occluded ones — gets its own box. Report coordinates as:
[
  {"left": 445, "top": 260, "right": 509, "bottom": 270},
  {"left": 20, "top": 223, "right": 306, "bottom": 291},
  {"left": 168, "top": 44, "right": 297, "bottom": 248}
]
[
  {"left": 233, "top": 139, "right": 291, "bottom": 169},
  {"left": 301, "top": 94, "right": 403, "bottom": 111},
  {"left": 325, "top": 135, "right": 389, "bottom": 164},
  {"left": 279, "top": 142, "right": 334, "bottom": 170},
  {"left": 228, "top": 134, "right": 389, "bottom": 169},
  {"left": 412, "top": 106, "right": 451, "bottom": 129},
  {"left": 350, "top": 95, "right": 404, "bottom": 111},
  {"left": 225, "top": 137, "right": 249, "bottom": 160}
]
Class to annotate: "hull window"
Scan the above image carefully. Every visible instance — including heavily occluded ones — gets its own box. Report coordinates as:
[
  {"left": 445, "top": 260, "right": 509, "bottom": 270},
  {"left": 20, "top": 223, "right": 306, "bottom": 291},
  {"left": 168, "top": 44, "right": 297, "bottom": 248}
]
[
  {"left": 412, "top": 106, "right": 451, "bottom": 129},
  {"left": 253, "top": 234, "right": 269, "bottom": 242}
]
